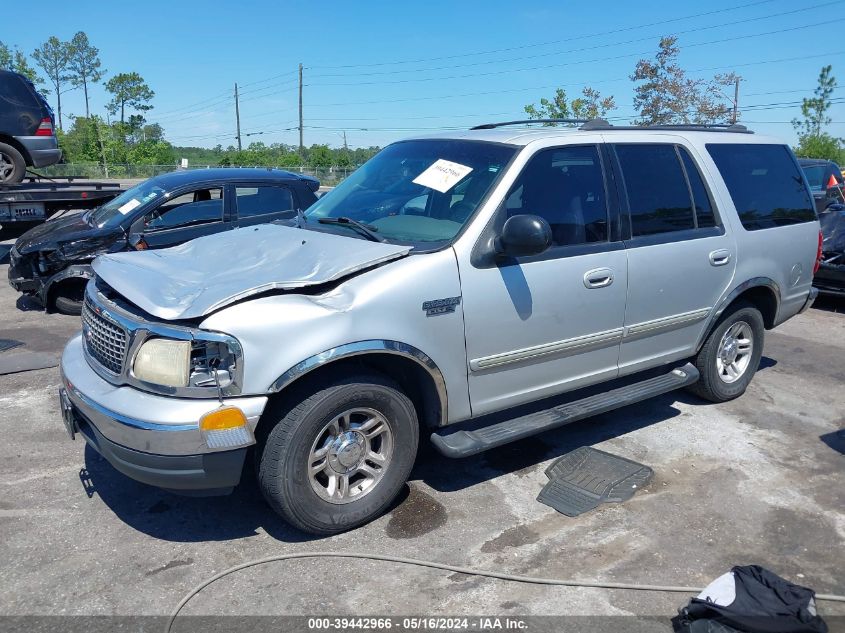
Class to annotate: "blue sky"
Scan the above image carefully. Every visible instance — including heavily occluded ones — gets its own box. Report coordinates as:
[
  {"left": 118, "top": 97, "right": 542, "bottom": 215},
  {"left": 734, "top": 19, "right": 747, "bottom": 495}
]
[{"left": 4, "top": 0, "right": 844, "bottom": 150}]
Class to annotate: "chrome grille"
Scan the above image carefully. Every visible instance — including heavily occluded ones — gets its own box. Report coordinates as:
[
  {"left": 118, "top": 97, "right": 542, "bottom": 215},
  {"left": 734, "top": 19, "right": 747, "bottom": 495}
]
[{"left": 82, "top": 298, "right": 128, "bottom": 374}]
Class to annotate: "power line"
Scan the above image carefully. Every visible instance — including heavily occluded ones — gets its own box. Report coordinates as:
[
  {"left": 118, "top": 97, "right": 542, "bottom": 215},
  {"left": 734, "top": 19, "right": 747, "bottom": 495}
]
[
  {"left": 309, "top": 0, "right": 781, "bottom": 70},
  {"left": 308, "top": 17, "right": 845, "bottom": 88},
  {"left": 300, "top": 51, "right": 845, "bottom": 109},
  {"left": 308, "top": 1, "right": 842, "bottom": 80}
]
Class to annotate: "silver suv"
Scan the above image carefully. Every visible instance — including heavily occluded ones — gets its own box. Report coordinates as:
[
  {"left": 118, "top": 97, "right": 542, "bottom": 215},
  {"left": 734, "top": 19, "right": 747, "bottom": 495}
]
[{"left": 59, "top": 120, "right": 821, "bottom": 534}]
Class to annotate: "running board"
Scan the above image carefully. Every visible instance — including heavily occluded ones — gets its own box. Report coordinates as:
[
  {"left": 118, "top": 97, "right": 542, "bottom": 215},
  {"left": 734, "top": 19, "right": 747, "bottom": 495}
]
[{"left": 431, "top": 363, "right": 699, "bottom": 458}]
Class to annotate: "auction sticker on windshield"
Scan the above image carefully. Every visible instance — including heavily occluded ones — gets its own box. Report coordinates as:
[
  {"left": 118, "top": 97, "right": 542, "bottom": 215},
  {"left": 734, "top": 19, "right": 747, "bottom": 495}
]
[
  {"left": 413, "top": 159, "right": 473, "bottom": 193},
  {"left": 118, "top": 199, "right": 141, "bottom": 214}
]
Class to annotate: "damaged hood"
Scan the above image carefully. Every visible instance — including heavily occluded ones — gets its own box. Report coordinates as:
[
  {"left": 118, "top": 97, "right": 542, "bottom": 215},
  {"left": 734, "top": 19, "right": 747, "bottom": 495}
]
[
  {"left": 16, "top": 212, "right": 121, "bottom": 255},
  {"left": 92, "top": 223, "right": 412, "bottom": 320}
]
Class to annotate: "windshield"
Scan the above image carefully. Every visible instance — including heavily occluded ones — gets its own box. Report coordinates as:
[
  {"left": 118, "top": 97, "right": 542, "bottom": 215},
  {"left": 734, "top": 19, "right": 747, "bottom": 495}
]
[
  {"left": 304, "top": 139, "right": 515, "bottom": 244},
  {"left": 89, "top": 180, "right": 166, "bottom": 228}
]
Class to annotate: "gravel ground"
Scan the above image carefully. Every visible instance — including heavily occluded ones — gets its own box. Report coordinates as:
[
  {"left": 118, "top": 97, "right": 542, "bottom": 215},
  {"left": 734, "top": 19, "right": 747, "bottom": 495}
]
[{"left": 0, "top": 239, "right": 843, "bottom": 630}]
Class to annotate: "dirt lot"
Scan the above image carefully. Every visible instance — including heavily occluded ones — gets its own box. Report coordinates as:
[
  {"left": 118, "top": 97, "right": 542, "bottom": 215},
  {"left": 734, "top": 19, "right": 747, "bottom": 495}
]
[{"left": 0, "top": 239, "right": 843, "bottom": 628}]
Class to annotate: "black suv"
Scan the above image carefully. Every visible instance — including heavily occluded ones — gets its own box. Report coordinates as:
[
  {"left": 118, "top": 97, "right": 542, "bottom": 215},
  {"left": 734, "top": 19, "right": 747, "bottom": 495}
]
[
  {"left": 9, "top": 167, "right": 320, "bottom": 314},
  {"left": 0, "top": 70, "right": 61, "bottom": 184},
  {"left": 798, "top": 158, "right": 844, "bottom": 213}
]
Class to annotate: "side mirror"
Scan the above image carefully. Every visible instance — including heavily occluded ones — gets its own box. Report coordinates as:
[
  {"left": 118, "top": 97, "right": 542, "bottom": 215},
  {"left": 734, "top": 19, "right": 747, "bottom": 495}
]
[
  {"left": 495, "top": 214, "right": 552, "bottom": 258},
  {"left": 128, "top": 233, "right": 149, "bottom": 251}
]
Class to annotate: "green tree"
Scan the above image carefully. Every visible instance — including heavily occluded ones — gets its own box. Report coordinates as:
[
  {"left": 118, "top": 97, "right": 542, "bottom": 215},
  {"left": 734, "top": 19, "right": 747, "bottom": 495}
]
[
  {"left": 128, "top": 140, "right": 175, "bottom": 165},
  {"left": 308, "top": 144, "right": 333, "bottom": 168},
  {"left": 791, "top": 66, "right": 843, "bottom": 160},
  {"left": 58, "top": 115, "right": 104, "bottom": 163},
  {"left": 631, "top": 36, "right": 736, "bottom": 125},
  {"left": 105, "top": 72, "right": 154, "bottom": 124},
  {"left": 32, "top": 36, "right": 73, "bottom": 130},
  {"left": 1, "top": 41, "right": 49, "bottom": 95},
  {"left": 525, "top": 87, "right": 616, "bottom": 124},
  {"left": 67, "top": 32, "right": 104, "bottom": 118}
]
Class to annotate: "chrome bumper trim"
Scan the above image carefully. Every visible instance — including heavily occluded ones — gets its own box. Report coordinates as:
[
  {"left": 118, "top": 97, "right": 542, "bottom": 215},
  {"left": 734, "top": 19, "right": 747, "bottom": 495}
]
[{"left": 61, "top": 334, "right": 267, "bottom": 456}]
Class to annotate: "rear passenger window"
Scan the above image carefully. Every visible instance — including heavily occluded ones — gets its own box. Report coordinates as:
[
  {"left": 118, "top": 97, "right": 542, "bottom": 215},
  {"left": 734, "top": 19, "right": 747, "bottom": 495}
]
[
  {"left": 679, "top": 147, "right": 717, "bottom": 228},
  {"left": 0, "top": 73, "right": 38, "bottom": 108},
  {"left": 706, "top": 144, "right": 815, "bottom": 230},
  {"left": 235, "top": 186, "right": 294, "bottom": 218},
  {"left": 505, "top": 145, "right": 608, "bottom": 247},
  {"left": 614, "top": 144, "right": 695, "bottom": 237}
]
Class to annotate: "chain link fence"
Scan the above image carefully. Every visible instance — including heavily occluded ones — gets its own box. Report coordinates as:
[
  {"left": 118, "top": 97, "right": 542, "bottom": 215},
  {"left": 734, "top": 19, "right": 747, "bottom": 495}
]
[{"left": 35, "top": 164, "right": 358, "bottom": 185}]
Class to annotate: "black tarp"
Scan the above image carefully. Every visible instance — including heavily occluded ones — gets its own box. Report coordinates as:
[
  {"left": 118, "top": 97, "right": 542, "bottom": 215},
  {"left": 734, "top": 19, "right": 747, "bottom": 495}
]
[{"left": 672, "top": 565, "right": 828, "bottom": 633}]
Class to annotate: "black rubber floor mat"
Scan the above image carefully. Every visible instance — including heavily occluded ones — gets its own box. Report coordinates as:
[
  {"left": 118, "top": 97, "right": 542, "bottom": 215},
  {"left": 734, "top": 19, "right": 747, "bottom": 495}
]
[
  {"left": 0, "top": 339, "right": 23, "bottom": 353},
  {"left": 538, "top": 446, "right": 653, "bottom": 517}
]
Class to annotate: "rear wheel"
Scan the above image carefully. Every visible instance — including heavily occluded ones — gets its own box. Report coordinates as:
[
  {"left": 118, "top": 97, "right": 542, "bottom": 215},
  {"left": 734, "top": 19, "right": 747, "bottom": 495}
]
[
  {"left": 688, "top": 301, "right": 764, "bottom": 402},
  {"left": 257, "top": 373, "right": 418, "bottom": 535},
  {"left": 0, "top": 143, "right": 26, "bottom": 185}
]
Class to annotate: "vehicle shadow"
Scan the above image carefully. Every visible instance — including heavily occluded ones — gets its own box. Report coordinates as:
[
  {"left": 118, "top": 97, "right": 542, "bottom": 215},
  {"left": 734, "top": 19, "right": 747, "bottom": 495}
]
[
  {"left": 0, "top": 243, "right": 11, "bottom": 264},
  {"left": 415, "top": 391, "right": 685, "bottom": 493},
  {"left": 820, "top": 429, "right": 845, "bottom": 455},
  {"left": 82, "top": 444, "right": 315, "bottom": 543}
]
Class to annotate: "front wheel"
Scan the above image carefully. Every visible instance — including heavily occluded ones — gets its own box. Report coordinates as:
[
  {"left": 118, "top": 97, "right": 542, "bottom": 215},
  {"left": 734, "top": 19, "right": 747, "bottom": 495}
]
[
  {"left": 51, "top": 281, "right": 86, "bottom": 316},
  {"left": 688, "top": 301, "right": 764, "bottom": 402},
  {"left": 257, "top": 373, "right": 419, "bottom": 535}
]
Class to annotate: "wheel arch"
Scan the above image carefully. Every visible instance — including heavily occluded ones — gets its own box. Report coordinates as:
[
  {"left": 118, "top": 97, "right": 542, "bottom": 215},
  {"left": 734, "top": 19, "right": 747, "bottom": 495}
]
[
  {"left": 42, "top": 265, "right": 94, "bottom": 308},
  {"left": 695, "top": 277, "right": 780, "bottom": 353},
  {"left": 266, "top": 340, "right": 448, "bottom": 430},
  {"left": 0, "top": 134, "right": 33, "bottom": 166}
]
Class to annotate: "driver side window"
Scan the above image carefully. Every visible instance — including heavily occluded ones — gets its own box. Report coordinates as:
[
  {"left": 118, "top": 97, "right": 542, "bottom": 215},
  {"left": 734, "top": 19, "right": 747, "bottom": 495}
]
[
  {"left": 145, "top": 188, "right": 223, "bottom": 231},
  {"left": 505, "top": 145, "right": 609, "bottom": 247}
]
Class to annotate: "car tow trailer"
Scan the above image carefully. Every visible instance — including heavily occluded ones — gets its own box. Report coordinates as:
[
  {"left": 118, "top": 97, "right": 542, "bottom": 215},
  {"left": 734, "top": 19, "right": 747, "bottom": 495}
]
[{"left": 1, "top": 175, "right": 123, "bottom": 234}]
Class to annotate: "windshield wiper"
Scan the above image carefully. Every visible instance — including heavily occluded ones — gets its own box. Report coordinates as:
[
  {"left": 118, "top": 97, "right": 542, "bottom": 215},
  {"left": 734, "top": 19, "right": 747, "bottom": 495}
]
[{"left": 318, "top": 216, "right": 386, "bottom": 242}]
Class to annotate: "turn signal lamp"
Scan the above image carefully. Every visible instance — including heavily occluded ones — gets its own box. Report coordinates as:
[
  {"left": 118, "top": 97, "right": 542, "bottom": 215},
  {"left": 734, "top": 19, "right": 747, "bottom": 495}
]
[{"left": 199, "top": 406, "right": 254, "bottom": 449}]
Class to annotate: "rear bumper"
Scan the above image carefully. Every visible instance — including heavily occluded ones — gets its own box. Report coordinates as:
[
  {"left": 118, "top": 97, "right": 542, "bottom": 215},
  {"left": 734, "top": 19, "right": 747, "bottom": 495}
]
[
  {"left": 15, "top": 135, "right": 62, "bottom": 168},
  {"left": 799, "top": 286, "right": 819, "bottom": 313}
]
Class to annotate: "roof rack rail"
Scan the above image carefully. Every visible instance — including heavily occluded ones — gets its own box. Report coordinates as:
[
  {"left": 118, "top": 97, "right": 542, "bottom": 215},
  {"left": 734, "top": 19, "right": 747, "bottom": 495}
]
[
  {"left": 471, "top": 118, "right": 602, "bottom": 130},
  {"left": 578, "top": 121, "right": 753, "bottom": 133},
  {"left": 470, "top": 119, "right": 753, "bottom": 133}
]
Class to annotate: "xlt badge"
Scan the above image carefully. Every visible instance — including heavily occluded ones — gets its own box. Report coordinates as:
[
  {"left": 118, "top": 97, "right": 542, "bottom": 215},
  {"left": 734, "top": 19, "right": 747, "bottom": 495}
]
[{"left": 422, "top": 296, "right": 461, "bottom": 316}]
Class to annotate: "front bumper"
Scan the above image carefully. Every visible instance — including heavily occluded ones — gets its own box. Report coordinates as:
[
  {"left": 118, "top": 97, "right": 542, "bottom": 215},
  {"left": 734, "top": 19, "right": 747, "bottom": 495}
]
[
  {"left": 15, "top": 135, "right": 62, "bottom": 168},
  {"left": 7, "top": 247, "right": 42, "bottom": 297},
  {"left": 61, "top": 333, "right": 268, "bottom": 492}
]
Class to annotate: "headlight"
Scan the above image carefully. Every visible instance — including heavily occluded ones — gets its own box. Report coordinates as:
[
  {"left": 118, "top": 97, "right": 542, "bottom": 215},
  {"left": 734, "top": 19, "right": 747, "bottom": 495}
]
[
  {"left": 133, "top": 338, "right": 191, "bottom": 387},
  {"left": 132, "top": 336, "right": 241, "bottom": 392}
]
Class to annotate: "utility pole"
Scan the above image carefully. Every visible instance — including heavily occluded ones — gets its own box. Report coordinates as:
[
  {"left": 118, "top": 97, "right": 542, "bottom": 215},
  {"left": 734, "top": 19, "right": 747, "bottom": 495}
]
[
  {"left": 731, "top": 76, "right": 740, "bottom": 124},
  {"left": 234, "top": 83, "right": 242, "bottom": 151},
  {"left": 342, "top": 130, "right": 348, "bottom": 152},
  {"left": 298, "top": 63, "right": 304, "bottom": 156}
]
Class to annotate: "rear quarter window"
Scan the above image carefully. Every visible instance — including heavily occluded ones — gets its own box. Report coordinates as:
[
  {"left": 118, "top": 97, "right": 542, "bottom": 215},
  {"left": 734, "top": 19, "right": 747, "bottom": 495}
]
[
  {"left": 706, "top": 144, "right": 815, "bottom": 230},
  {"left": 0, "top": 73, "right": 40, "bottom": 106}
]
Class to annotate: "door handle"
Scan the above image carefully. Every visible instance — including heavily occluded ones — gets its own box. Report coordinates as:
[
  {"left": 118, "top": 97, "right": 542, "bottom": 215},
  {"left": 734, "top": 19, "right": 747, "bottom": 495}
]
[
  {"left": 709, "top": 249, "right": 732, "bottom": 266},
  {"left": 583, "top": 268, "right": 614, "bottom": 289}
]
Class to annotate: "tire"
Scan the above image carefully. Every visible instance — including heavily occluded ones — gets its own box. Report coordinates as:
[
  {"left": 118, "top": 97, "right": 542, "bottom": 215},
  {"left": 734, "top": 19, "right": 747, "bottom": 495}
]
[
  {"left": 688, "top": 301, "right": 764, "bottom": 402},
  {"left": 52, "top": 282, "right": 86, "bottom": 316},
  {"left": 257, "top": 373, "right": 419, "bottom": 535},
  {"left": 54, "top": 295, "right": 83, "bottom": 316},
  {"left": 0, "top": 142, "right": 26, "bottom": 185}
]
